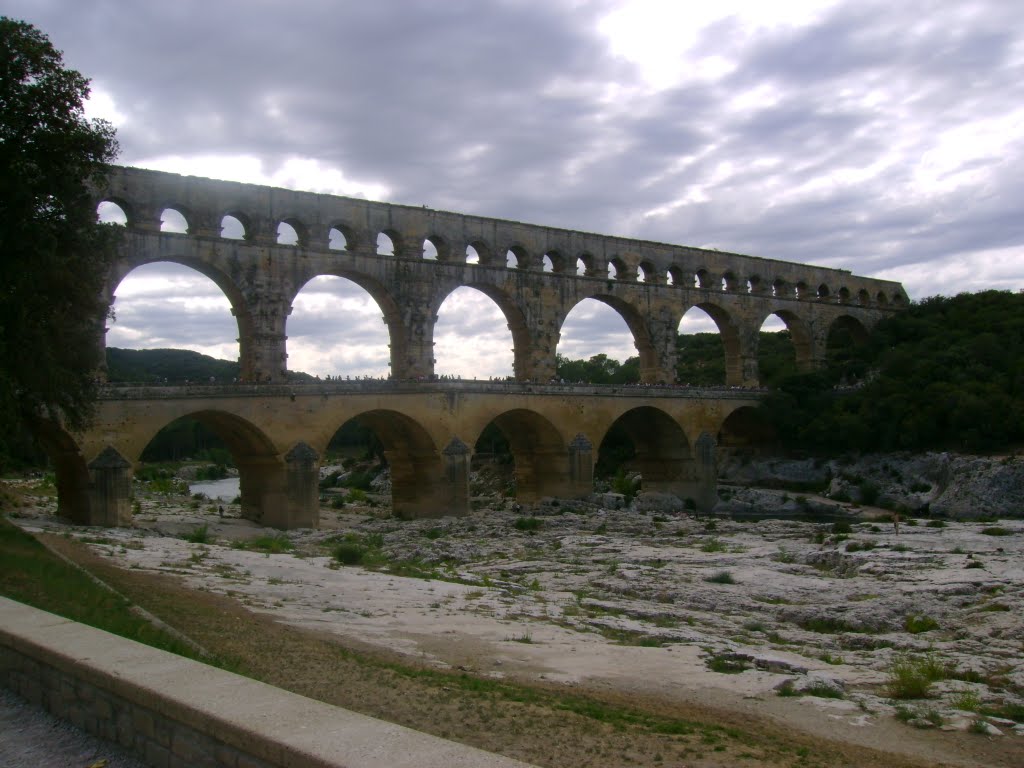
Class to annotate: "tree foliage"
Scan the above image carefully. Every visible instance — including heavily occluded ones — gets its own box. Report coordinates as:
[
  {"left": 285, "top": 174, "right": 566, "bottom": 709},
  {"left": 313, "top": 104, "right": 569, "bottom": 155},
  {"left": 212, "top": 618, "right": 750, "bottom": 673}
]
[
  {"left": 0, "top": 18, "right": 120, "bottom": 450},
  {"left": 763, "top": 291, "right": 1024, "bottom": 454}
]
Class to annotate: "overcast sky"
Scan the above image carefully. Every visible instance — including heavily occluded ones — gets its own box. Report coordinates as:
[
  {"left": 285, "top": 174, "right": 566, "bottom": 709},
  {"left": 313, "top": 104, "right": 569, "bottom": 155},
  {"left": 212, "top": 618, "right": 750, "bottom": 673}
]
[{"left": 13, "top": 0, "right": 1024, "bottom": 378}]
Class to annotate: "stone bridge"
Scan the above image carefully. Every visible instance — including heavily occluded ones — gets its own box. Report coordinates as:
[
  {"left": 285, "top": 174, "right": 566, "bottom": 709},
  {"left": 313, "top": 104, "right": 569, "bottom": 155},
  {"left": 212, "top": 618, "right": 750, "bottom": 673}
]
[{"left": 42, "top": 166, "right": 906, "bottom": 528}]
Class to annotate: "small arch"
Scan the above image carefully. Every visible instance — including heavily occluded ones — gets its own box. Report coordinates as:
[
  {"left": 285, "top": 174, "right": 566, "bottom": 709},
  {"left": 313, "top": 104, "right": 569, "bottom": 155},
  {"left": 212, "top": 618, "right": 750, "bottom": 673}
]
[
  {"left": 857, "top": 289, "right": 870, "bottom": 306},
  {"left": 667, "top": 266, "right": 684, "bottom": 286},
  {"left": 891, "top": 291, "right": 905, "bottom": 305},
  {"left": 747, "top": 276, "right": 762, "bottom": 294},
  {"left": 277, "top": 221, "right": 300, "bottom": 246},
  {"left": 795, "top": 281, "right": 809, "bottom": 299},
  {"left": 424, "top": 235, "right": 449, "bottom": 261},
  {"left": 220, "top": 213, "right": 249, "bottom": 240},
  {"left": 772, "top": 278, "right": 787, "bottom": 298},
  {"left": 695, "top": 269, "right": 713, "bottom": 289},
  {"left": 577, "top": 253, "right": 594, "bottom": 276},
  {"left": 97, "top": 200, "right": 129, "bottom": 226},
  {"left": 468, "top": 239, "right": 493, "bottom": 265},
  {"left": 466, "top": 245, "right": 480, "bottom": 264},
  {"left": 817, "top": 284, "right": 831, "bottom": 299},
  {"left": 608, "top": 257, "right": 628, "bottom": 280},
  {"left": 377, "top": 231, "right": 398, "bottom": 256},
  {"left": 328, "top": 224, "right": 353, "bottom": 251},
  {"left": 160, "top": 208, "right": 189, "bottom": 234},
  {"left": 722, "top": 271, "right": 739, "bottom": 292},
  {"left": 541, "top": 254, "right": 554, "bottom": 273},
  {"left": 876, "top": 291, "right": 889, "bottom": 307},
  {"left": 475, "top": 410, "right": 568, "bottom": 502},
  {"left": 837, "top": 287, "right": 851, "bottom": 303},
  {"left": 506, "top": 245, "right": 528, "bottom": 269},
  {"left": 596, "top": 407, "right": 691, "bottom": 491}
]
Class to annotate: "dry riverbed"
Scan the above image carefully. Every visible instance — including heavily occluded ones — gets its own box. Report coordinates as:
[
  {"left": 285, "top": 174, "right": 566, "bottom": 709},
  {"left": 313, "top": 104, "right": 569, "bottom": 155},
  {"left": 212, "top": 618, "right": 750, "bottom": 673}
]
[{"left": 6, "top": 480, "right": 1024, "bottom": 767}]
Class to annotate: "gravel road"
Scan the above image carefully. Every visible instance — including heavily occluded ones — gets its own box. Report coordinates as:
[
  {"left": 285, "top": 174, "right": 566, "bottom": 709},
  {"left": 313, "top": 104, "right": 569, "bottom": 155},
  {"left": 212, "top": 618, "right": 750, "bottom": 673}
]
[{"left": 0, "top": 687, "right": 148, "bottom": 767}]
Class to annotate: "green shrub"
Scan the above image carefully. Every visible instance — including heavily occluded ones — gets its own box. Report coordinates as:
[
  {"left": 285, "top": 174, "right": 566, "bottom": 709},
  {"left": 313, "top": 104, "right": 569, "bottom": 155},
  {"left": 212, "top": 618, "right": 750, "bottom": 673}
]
[
  {"left": 831, "top": 520, "right": 852, "bottom": 535},
  {"left": 700, "top": 538, "right": 727, "bottom": 553},
  {"left": 926, "top": 519, "right": 945, "bottom": 528},
  {"left": 332, "top": 542, "right": 365, "bottom": 565},
  {"left": 704, "top": 571, "right": 735, "bottom": 584},
  {"left": 183, "top": 524, "right": 211, "bottom": 544},
  {"left": 904, "top": 614, "right": 939, "bottom": 634},
  {"left": 980, "top": 526, "right": 1011, "bottom": 536},
  {"left": 514, "top": 516, "right": 542, "bottom": 532},
  {"left": 247, "top": 534, "right": 293, "bottom": 553}
]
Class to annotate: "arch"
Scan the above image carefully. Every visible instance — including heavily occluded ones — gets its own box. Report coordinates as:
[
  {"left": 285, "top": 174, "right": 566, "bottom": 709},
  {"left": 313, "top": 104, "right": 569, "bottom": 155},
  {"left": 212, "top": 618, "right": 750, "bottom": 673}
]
[
  {"left": 876, "top": 291, "right": 889, "bottom": 307},
  {"left": 796, "top": 281, "right": 809, "bottom": 300},
  {"left": 433, "top": 285, "right": 522, "bottom": 380},
  {"left": 506, "top": 245, "right": 529, "bottom": 270},
  {"left": 465, "top": 245, "right": 481, "bottom": 264},
  {"left": 137, "top": 410, "right": 281, "bottom": 524},
  {"left": 857, "top": 288, "right": 870, "bottom": 306},
  {"left": 695, "top": 269, "right": 714, "bottom": 290},
  {"left": 159, "top": 207, "right": 189, "bottom": 234},
  {"left": 772, "top": 278, "right": 787, "bottom": 298},
  {"left": 97, "top": 199, "right": 129, "bottom": 226},
  {"left": 817, "top": 283, "right": 831, "bottom": 299},
  {"left": 722, "top": 271, "right": 740, "bottom": 292},
  {"left": 638, "top": 260, "right": 657, "bottom": 284},
  {"left": 678, "top": 303, "right": 741, "bottom": 386},
  {"left": 607, "top": 256, "right": 627, "bottom": 280},
  {"left": 330, "top": 409, "right": 441, "bottom": 519},
  {"left": 546, "top": 250, "right": 569, "bottom": 274},
  {"left": 468, "top": 239, "right": 494, "bottom": 265},
  {"left": 837, "top": 287, "right": 851, "bottom": 304},
  {"left": 541, "top": 254, "right": 554, "bottom": 273},
  {"left": 277, "top": 217, "right": 308, "bottom": 246},
  {"left": 107, "top": 260, "right": 244, "bottom": 373},
  {"left": 596, "top": 407, "right": 692, "bottom": 495},
  {"left": 474, "top": 409, "right": 569, "bottom": 501},
  {"left": 762, "top": 309, "right": 814, "bottom": 375},
  {"left": 558, "top": 295, "right": 648, "bottom": 381},
  {"left": 287, "top": 274, "right": 395, "bottom": 379},
  {"left": 667, "top": 266, "right": 684, "bottom": 286},
  {"left": 756, "top": 312, "right": 799, "bottom": 387},
  {"left": 826, "top": 314, "right": 871, "bottom": 385},
  {"left": 328, "top": 222, "right": 357, "bottom": 251},
  {"left": 220, "top": 212, "right": 249, "bottom": 240},
  {"left": 424, "top": 235, "right": 449, "bottom": 262},
  {"left": 377, "top": 229, "right": 401, "bottom": 256},
  {"left": 718, "top": 406, "right": 777, "bottom": 451},
  {"left": 577, "top": 253, "right": 595, "bottom": 276}
]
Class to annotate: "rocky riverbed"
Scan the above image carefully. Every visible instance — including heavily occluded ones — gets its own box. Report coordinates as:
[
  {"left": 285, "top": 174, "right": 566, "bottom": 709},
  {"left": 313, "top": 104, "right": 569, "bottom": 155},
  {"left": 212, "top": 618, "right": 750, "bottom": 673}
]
[{"left": 6, "top": 471, "right": 1024, "bottom": 766}]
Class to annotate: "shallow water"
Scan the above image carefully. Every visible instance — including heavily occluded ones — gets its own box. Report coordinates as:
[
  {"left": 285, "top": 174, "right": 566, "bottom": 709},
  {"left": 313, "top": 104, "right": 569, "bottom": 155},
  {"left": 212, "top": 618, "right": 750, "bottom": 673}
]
[{"left": 189, "top": 477, "right": 240, "bottom": 501}]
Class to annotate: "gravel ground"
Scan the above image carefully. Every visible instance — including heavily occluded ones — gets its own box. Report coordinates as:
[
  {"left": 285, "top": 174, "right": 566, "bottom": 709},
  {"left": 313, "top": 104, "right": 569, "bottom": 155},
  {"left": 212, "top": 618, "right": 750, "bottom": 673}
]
[{"left": 0, "top": 687, "right": 148, "bottom": 767}]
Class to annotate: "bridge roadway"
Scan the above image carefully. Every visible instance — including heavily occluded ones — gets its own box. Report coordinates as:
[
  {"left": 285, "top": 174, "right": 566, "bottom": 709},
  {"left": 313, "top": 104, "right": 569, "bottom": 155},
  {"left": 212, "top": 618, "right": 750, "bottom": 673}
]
[{"left": 53, "top": 381, "right": 763, "bottom": 529}]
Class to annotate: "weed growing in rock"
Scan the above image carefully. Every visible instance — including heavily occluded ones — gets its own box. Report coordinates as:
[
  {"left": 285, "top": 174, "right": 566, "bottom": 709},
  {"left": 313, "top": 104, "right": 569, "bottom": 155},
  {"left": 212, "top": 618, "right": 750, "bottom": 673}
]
[
  {"left": 245, "top": 534, "right": 293, "bottom": 553},
  {"left": 700, "top": 538, "right": 727, "bottom": 553},
  {"left": 514, "top": 517, "right": 542, "bottom": 533},
  {"left": 981, "top": 526, "right": 1012, "bottom": 536},
  {"left": 949, "top": 689, "right": 982, "bottom": 712},
  {"left": 887, "top": 653, "right": 946, "bottom": 699},
  {"left": 926, "top": 519, "right": 946, "bottom": 528}
]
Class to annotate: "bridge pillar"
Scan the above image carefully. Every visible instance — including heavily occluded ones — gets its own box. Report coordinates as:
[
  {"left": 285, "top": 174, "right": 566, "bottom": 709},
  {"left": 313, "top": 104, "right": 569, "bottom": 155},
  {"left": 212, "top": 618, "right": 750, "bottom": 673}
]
[
  {"left": 239, "top": 290, "right": 291, "bottom": 383},
  {"left": 641, "top": 313, "right": 680, "bottom": 384},
  {"left": 567, "top": 433, "right": 594, "bottom": 498},
  {"left": 393, "top": 286, "right": 437, "bottom": 380},
  {"left": 86, "top": 447, "right": 133, "bottom": 527},
  {"left": 441, "top": 437, "right": 471, "bottom": 515}
]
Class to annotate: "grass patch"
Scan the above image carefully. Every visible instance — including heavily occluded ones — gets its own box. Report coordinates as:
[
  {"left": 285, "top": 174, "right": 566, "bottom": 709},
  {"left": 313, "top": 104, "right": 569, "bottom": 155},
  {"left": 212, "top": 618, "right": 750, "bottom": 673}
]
[
  {"left": 242, "top": 534, "right": 293, "bottom": 553},
  {"left": 980, "top": 526, "right": 1012, "bottom": 536},
  {"left": 0, "top": 517, "right": 206, "bottom": 661},
  {"left": 700, "top": 538, "right": 727, "bottom": 553},
  {"left": 513, "top": 516, "right": 542, "bottom": 533}
]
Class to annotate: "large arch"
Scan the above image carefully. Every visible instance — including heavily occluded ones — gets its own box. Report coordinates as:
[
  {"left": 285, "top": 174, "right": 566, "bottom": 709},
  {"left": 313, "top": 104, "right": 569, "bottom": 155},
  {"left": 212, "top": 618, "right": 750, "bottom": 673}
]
[
  {"left": 473, "top": 410, "right": 574, "bottom": 502},
  {"left": 678, "top": 302, "right": 743, "bottom": 386},
  {"left": 718, "top": 406, "right": 777, "bottom": 451},
  {"left": 557, "top": 296, "right": 645, "bottom": 382},
  {"left": 106, "top": 257, "right": 249, "bottom": 379},
  {"left": 327, "top": 410, "right": 448, "bottom": 519},
  {"left": 289, "top": 270, "right": 404, "bottom": 379},
  {"left": 597, "top": 407, "right": 694, "bottom": 495},
  {"left": 287, "top": 274, "right": 395, "bottom": 379},
  {"left": 432, "top": 285, "right": 527, "bottom": 380},
  {"left": 760, "top": 309, "right": 814, "bottom": 375}
]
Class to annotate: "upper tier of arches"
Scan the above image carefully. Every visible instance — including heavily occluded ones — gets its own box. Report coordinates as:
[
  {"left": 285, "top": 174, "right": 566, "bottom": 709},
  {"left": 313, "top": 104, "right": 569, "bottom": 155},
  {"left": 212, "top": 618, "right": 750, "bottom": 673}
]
[{"left": 96, "top": 166, "right": 907, "bottom": 308}]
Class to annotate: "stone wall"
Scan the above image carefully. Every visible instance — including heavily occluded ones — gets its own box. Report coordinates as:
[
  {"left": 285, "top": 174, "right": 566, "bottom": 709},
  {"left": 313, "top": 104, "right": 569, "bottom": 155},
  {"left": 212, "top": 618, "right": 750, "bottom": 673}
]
[{"left": 0, "top": 597, "right": 535, "bottom": 768}]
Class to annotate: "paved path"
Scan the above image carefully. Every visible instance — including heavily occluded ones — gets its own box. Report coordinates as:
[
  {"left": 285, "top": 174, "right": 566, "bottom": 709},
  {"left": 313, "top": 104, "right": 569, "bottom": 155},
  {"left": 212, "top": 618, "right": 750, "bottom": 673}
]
[{"left": 0, "top": 688, "right": 147, "bottom": 767}]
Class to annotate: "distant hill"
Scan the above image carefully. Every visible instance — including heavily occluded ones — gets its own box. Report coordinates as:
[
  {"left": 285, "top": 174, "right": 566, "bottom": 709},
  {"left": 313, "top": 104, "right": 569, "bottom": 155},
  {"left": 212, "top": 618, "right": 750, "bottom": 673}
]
[{"left": 105, "top": 348, "right": 315, "bottom": 383}]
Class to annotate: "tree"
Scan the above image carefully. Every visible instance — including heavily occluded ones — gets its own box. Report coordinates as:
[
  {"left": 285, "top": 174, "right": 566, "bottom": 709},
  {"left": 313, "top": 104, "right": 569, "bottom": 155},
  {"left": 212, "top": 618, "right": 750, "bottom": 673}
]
[{"left": 0, "top": 18, "right": 119, "bottom": 461}]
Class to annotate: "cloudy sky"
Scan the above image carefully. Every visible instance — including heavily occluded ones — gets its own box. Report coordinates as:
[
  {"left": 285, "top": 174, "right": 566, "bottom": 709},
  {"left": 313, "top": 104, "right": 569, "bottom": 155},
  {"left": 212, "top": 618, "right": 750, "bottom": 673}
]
[{"left": 13, "top": 0, "right": 1024, "bottom": 378}]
